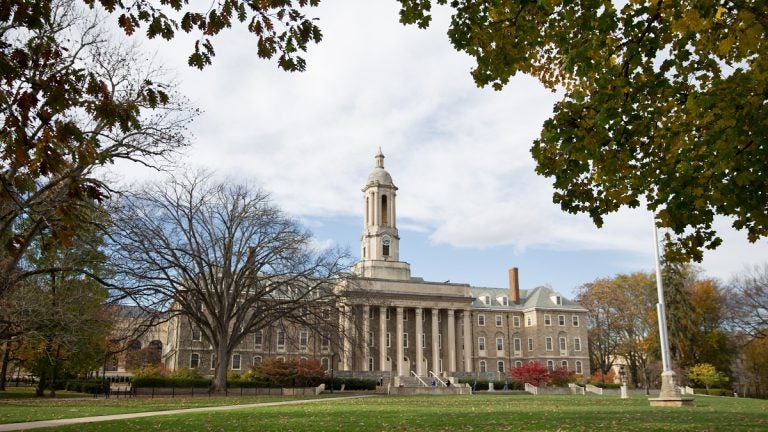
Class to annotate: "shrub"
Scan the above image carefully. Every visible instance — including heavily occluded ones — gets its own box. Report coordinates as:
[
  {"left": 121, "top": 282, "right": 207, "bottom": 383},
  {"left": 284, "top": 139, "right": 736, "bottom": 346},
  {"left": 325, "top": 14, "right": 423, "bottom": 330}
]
[
  {"left": 249, "top": 358, "right": 326, "bottom": 387},
  {"left": 509, "top": 362, "right": 549, "bottom": 386},
  {"left": 169, "top": 368, "right": 202, "bottom": 379},
  {"left": 324, "top": 377, "right": 376, "bottom": 391},
  {"left": 130, "top": 364, "right": 168, "bottom": 379},
  {"left": 131, "top": 377, "right": 210, "bottom": 388}
]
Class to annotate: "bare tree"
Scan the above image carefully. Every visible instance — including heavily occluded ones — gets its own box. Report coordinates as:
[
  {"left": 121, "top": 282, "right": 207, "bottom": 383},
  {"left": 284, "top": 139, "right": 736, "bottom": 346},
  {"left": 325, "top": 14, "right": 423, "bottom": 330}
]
[
  {"left": 728, "top": 264, "right": 768, "bottom": 339},
  {"left": 108, "top": 172, "right": 352, "bottom": 392}
]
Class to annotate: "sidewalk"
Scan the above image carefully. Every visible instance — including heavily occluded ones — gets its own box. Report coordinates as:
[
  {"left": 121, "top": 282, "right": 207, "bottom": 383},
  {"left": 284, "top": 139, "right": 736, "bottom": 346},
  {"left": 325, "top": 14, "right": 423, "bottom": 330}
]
[{"left": 0, "top": 394, "right": 375, "bottom": 431}]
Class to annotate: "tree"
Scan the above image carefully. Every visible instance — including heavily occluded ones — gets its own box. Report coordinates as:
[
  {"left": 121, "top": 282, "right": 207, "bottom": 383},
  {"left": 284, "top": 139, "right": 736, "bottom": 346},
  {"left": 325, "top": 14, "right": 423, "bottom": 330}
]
[
  {"left": 688, "top": 362, "right": 727, "bottom": 391},
  {"left": 1, "top": 0, "right": 195, "bottom": 301},
  {"left": 108, "top": 172, "right": 351, "bottom": 393},
  {"left": 727, "top": 264, "right": 768, "bottom": 339},
  {"left": 509, "top": 361, "right": 549, "bottom": 387},
  {"left": 612, "top": 272, "right": 657, "bottom": 391},
  {"left": 397, "top": 1, "right": 768, "bottom": 261},
  {"left": 575, "top": 278, "right": 624, "bottom": 380},
  {"left": 248, "top": 358, "right": 325, "bottom": 387}
]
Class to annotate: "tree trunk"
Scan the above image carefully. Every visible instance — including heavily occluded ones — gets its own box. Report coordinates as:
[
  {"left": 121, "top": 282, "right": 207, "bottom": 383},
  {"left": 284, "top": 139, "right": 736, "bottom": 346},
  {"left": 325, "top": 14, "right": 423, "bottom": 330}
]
[
  {"left": 0, "top": 341, "right": 10, "bottom": 391},
  {"left": 36, "top": 368, "right": 47, "bottom": 397},
  {"left": 49, "top": 345, "right": 62, "bottom": 398},
  {"left": 210, "top": 338, "right": 230, "bottom": 394}
]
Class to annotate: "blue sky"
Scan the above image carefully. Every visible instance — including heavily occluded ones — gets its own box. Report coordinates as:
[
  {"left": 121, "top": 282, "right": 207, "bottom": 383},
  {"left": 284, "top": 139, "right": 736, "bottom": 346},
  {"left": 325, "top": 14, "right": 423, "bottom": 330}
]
[{"left": 113, "top": 0, "right": 768, "bottom": 300}]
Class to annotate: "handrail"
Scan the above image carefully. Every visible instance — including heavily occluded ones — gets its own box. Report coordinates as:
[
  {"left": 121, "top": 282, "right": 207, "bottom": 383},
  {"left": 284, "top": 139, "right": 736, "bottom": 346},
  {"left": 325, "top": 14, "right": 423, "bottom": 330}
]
[
  {"left": 428, "top": 371, "right": 446, "bottom": 386},
  {"left": 410, "top": 370, "right": 429, "bottom": 387}
]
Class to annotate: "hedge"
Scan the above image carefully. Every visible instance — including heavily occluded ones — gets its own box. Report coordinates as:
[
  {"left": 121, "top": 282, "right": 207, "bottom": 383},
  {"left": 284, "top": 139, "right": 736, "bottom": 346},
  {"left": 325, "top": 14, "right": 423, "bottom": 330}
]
[
  {"left": 589, "top": 382, "right": 623, "bottom": 389},
  {"left": 131, "top": 377, "right": 211, "bottom": 388},
  {"left": 693, "top": 388, "right": 733, "bottom": 396},
  {"left": 457, "top": 379, "right": 523, "bottom": 391},
  {"left": 324, "top": 377, "right": 376, "bottom": 391}
]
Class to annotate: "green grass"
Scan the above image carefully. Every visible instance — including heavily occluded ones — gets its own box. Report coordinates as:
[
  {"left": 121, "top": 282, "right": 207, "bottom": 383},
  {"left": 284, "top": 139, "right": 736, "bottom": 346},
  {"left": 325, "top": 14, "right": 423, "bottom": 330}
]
[
  {"left": 4, "top": 394, "right": 767, "bottom": 431},
  {"left": 0, "top": 386, "right": 91, "bottom": 400},
  {"left": 0, "top": 390, "right": 328, "bottom": 424}
]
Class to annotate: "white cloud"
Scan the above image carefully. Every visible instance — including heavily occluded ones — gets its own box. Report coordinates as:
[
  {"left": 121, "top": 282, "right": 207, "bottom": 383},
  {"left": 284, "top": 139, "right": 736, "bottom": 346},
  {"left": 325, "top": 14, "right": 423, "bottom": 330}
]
[{"left": 109, "top": 0, "right": 768, "bottom": 286}]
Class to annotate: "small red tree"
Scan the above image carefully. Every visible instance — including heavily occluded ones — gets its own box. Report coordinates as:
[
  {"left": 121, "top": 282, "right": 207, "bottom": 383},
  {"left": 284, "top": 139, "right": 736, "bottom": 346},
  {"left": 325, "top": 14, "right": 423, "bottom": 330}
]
[
  {"left": 548, "top": 367, "right": 576, "bottom": 386},
  {"left": 509, "top": 362, "right": 549, "bottom": 386},
  {"left": 249, "top": 358, "right": 325, "bottom": 387}
]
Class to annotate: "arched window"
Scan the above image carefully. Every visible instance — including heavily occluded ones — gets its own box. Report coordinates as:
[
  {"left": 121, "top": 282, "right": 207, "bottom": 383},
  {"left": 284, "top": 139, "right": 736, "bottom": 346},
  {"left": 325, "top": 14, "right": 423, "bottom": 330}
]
[
  {"left": 381, "top": 195, "right": 388, "bottom": 225},
  {"left": 479, "top": 360, "right": 487, "bottom": 373}
]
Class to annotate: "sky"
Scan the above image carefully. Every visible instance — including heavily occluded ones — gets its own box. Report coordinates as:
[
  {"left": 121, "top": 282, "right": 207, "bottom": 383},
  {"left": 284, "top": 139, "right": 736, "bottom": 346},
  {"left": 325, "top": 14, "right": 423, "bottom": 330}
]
[{"left": 113, "top": 0, "right": 768, "bottom": 299}]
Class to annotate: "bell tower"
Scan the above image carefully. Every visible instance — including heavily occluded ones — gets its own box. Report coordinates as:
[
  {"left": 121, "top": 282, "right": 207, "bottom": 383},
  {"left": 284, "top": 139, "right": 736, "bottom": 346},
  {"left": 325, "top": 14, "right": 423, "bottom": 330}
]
[{"left": 353, "top": 149, "right": 411, "bottom": 280}]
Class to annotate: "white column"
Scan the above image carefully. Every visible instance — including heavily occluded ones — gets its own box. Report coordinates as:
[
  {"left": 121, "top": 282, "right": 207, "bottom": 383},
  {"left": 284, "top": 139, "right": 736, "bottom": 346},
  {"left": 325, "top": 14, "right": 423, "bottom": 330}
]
[
  {"left": 415, "top": 307, "right": 423, "bottom": 376},
  {"left": 341, "top": 306, "right": 354, "bottom": 371},
  {"left": 362, "top": 305, "right": 370, "bottom": 371},
  {"left": 447, "top": 309, "right": 456, "bottom": 372},
  {"left": 379, "top": 306, "right": 387, "bottom": 371},
  {"left": 396, "top": 306, "right": 404, "bottom": 376},
  {"left": 431, "top": 308, "right": 440, "bottom": 374},
  {"left": 463, "top": 310, "right": 472, "bottom": 372}
]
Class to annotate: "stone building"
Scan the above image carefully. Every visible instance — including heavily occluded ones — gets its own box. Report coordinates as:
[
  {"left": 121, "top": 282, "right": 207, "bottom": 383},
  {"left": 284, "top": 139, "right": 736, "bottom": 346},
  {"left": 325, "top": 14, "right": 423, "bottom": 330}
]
[{"left": 115, "top": 150, "right": 590, "bottom": 381}]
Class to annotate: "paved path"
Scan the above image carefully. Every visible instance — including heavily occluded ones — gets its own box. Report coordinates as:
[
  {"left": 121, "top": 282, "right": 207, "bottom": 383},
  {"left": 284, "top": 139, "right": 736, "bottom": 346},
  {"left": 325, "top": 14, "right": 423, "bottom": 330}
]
[{"left": 0, "top": 395, "right": 375, "bottom": 431}]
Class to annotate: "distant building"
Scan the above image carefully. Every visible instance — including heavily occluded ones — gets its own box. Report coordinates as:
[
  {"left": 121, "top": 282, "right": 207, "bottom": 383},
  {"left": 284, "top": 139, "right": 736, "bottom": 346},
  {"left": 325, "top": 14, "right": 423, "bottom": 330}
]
[{"left": 111, "top": 150, "right": 590, "bottom": 380}]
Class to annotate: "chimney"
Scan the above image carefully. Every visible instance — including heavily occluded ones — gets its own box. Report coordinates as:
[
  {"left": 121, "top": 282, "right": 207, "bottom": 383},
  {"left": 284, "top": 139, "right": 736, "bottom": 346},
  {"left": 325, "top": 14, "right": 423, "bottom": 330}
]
[{"left": 508, "top": 267, "right": 520, "bottom": 304}]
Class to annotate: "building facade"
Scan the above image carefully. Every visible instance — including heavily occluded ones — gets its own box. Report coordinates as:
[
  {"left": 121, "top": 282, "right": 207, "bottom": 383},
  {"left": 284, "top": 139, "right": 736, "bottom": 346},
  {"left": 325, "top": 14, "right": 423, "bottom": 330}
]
[{"left": 116, "top": 150, "right": 590, "bottom": 380}]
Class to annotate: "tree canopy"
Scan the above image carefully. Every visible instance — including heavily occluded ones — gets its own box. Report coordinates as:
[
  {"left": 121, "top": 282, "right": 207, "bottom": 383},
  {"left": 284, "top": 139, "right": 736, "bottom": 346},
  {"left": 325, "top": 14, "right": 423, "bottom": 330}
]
[
  {"left": 107, "top": 171, "right": 351, "bottom": 393},
  {"left": 397, "top": 0, "right": 768, "bottom": 261}
]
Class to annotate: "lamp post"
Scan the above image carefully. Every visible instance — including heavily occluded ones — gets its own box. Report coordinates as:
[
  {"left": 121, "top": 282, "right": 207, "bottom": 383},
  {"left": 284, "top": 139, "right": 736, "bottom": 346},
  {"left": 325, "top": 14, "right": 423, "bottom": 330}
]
[
  {"left": 330, "top": 353, "right": 337, "bottom": 394},
  {"left": 649, "top": 216, "right": 693, "bottom": 406}
]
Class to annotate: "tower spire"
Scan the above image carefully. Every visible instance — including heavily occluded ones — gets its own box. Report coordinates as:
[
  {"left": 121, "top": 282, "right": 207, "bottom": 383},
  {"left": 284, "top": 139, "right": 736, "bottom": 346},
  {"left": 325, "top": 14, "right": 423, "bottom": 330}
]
[{"left": 375, "top": 147, "right": 385, "bottom": 168}]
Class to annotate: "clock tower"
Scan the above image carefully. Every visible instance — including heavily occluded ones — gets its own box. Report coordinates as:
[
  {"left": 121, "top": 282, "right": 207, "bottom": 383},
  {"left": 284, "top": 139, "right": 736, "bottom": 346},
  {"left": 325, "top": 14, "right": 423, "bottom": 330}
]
[{"left": 353, "top": 149, "right": 411, "bottom": 280}]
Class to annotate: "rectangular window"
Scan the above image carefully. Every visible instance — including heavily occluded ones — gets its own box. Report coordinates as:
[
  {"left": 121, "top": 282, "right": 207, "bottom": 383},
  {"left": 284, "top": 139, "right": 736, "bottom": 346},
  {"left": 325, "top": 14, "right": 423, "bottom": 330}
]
[
  {"left": 190, "top": 353, "right": 199, "bottom": 369},
  {"left": 369, "top": 307, "right": 374, "bottom": 319},
  {"left": 495, "top": 315, "right": 503, "bottom": 327},
  {"left": 321, "top": 334, "right": 330, "bottom": 351},
  {"left": 514, "top": 338, "right": 521, "bottom": 353},
  {"left": 576, "top": 361, "right": 583, "bottom": 374},
  {"left": 546, "top": 337, "right": 553, "bottom": 351},
  {"left": 421, "top": 334, "right": 426, "bottom": 349},
  {"left": 544, "top": 314, "right": 552, "bottom": 326},
  {"left": 558, "top": 315, "right": 565, "bottom": 326},
  {"left": 513, "top": 316, "right": 520, "bottom": 327},
  {"left": 254, "top": 330, "right": 263, "bottom": 347},
  {"left": 526, "top": 316, "right": 532, "bottom": 326},
  {"left": 277, "top": 330, "right": 286, "bottom": 351},
  {"left": 299, "top": 331, "right": 309, "bottom": 350},
  {"left": 232, "top": 354, "right": 241, "bottom": 370},
  {"left": 478, "top": 337, "right": 486, "bottom": 352},
  {"left": 574, "top": 337, "right": 582, "bottom": 352},
  {"left": 572, "top": 315, "right": 580, "bottom": 327},
  {"left": 403, "top": 310, "right": 409, "bottom": 321},
  {"left": 478, "top": 314, "right": 485, "bottom": 326},
  {"left": 403, "top": 333, "right": 409, "bottom": 348},
  {"left": 547, "top": 360, "right": 554, "bottom": 371},
  {"left": 191, "top": 326, "right": 201, "bottom": 342},
  {"left": 496, "top": 337, "right": 503, "bottom": 351},
  {"left": 368, "top": 331, "right": 374, "bottom": 347},
  {"left": 386, "top": 308, "right": 391, "bottom": 320},
  {"left": 386, "top": 332, "right": 391, "bottom": 348},
  {"left": 502, "top": 297, "right": 509, "bottom": 306},
  {"left": 322, "top": 308, "right": 331, "bottom": 320},
  {"left": 438, "top": 333, "right": 442, "bottom": 349},
  {"left": 527, "top": 338, "right": 534, "bottom": 351},
  {"left": 559, "top": 337, "right": 567, "bottom": 351}
]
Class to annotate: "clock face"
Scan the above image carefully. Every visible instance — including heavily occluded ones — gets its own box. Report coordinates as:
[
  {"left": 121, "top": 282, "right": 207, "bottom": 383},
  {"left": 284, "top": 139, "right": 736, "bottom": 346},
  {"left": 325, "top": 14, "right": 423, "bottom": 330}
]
[{"left": 382, "top": 235, "right": 391, "bottom": 246}]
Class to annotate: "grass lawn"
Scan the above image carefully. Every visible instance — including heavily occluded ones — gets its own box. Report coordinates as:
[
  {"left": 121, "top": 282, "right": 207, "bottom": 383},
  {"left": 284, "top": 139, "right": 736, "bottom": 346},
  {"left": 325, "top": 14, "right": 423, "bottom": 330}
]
[
  {"left": 0, "top": 386, "right": 89, "bottom": 400},
  {"left": 8, "top": 394, "right": 767, "bottom": 431},
  {"left": 0, "top": 387, "right": 328, "bottom": 425}
]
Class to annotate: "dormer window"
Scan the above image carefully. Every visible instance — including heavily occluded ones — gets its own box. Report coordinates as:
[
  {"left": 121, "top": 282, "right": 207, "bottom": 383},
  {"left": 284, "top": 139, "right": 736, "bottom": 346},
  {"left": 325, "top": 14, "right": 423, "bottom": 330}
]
[
  {"left": 484, "top": 295, "right": 490, "bottom": 305},
  {"left": 501, "top": 296, "right": 509, "bottom": 306}
]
